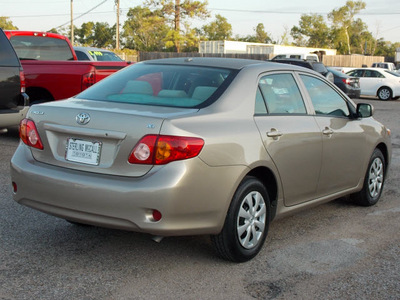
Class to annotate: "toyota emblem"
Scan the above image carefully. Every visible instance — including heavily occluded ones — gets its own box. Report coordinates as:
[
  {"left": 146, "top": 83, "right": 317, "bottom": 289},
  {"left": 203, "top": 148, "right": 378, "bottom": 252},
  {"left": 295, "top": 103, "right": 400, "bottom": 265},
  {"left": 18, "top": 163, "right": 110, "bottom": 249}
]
[{"left": 76, "top": 112, "right": 91, "bottom": 125}]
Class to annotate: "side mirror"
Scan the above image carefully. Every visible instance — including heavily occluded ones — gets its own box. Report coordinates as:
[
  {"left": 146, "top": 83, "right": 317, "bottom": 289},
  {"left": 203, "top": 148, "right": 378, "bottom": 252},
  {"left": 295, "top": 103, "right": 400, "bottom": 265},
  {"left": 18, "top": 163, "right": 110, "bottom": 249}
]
[{"left": 357, "top": 103, "right": 374, "bottom": 118}]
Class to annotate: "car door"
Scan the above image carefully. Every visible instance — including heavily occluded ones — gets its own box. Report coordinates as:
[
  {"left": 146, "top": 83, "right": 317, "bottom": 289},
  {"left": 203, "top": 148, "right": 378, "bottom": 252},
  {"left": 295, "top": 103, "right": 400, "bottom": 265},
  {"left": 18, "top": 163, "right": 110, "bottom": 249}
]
[
  {"left": 254, "top": 72, "right": 323, "bottom": 206},
  {"left": 361, "top": 69, "right": 385, "bottom": 95},
  {"left": 298, "top": 73, "right": 368, "bottom": 197}
]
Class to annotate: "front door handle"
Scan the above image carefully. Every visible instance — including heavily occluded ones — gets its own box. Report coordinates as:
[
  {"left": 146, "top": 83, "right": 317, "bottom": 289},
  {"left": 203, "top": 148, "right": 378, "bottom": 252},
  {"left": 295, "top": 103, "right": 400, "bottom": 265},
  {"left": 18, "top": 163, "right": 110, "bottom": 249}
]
[{"left": 267, "top": 128, "right": 283, "bottom": 138}]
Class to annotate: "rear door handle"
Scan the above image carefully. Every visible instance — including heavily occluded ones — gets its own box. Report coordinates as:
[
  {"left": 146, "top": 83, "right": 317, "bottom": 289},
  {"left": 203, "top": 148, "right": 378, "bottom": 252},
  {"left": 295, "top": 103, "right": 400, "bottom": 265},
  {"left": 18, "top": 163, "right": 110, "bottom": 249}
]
[
  {"left": 267, "top": 128, "right": 283, "bottom": 138},
  {"left": 322, "top": 127, "right": 334, "bottom": 136}
]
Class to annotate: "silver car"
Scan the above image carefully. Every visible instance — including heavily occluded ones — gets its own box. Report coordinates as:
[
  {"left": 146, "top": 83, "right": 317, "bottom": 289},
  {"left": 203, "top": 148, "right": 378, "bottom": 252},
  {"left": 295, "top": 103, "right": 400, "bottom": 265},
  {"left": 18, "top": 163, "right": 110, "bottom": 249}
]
[{"left": 11, "top": 58, "right": 391, "bottom": 262}]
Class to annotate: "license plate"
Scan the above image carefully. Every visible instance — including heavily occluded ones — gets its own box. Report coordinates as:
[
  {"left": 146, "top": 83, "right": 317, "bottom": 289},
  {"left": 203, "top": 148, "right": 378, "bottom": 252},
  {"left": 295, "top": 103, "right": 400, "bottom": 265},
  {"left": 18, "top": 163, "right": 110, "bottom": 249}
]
[{"left": 65, "top": 138, "right": 102, "bottom": 165}]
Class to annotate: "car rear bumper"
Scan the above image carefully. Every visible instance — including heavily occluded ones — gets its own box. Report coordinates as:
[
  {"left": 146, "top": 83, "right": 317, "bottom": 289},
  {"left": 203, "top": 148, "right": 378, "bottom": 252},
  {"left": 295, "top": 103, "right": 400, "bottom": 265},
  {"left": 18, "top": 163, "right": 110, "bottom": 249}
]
[{"left": 11, "top": 144, "right": 245, "bottom": 236}]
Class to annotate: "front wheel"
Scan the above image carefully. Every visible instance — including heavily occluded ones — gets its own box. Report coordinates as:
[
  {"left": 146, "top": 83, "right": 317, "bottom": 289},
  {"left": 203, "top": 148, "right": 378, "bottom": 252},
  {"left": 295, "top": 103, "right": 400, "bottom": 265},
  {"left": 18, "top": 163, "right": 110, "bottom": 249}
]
[
  {"left": 351, "top": 149, "right": 386, "bottom": 206},
  {"left": 211, "top": 177, "right": 270, "bottom": 262},
  {"left": 378, "top": 87, "right": 392, "bottom": 100}
]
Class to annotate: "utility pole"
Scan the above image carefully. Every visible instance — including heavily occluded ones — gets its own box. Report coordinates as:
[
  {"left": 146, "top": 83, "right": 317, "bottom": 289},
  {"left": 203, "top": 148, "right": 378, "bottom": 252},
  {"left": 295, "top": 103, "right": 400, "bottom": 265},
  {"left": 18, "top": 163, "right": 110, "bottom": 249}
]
[
  {"left": 115, "top": 0, "right": 120, "bottom": 50},
  {"left": 70, "top": 0, "right": 74, "bottom": 45}
]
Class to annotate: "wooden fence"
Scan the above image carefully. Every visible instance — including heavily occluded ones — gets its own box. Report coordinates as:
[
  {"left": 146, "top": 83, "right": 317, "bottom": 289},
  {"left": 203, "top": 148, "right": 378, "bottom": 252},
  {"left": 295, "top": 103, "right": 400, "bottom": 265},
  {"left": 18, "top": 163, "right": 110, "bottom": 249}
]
[
  {"left": 137, "top": 52, "right": 385, "bottom": 68},
  {"left": 322, "top": 55, "right": 385, "bottom": 67}
]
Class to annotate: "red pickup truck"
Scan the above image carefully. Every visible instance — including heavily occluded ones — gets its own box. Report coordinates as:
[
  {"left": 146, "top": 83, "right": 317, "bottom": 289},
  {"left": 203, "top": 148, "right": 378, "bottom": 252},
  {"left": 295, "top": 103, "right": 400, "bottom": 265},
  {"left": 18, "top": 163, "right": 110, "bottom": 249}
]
[{"left": 4, "top": 30, "right": 130, "bottom": 103}]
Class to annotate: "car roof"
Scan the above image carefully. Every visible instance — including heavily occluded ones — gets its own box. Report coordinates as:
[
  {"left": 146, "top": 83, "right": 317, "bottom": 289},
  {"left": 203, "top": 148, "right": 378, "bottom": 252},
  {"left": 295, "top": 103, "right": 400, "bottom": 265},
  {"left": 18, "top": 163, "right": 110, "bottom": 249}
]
[
  {"left": 73, "top": 46, "right": 113, "bottom": 52},
  {"left": 142, "top": 57, "right": 271, "bottom": 70},
  {"left": 141, "top": 57, "right": 326, "bottom": 78},
  {"left": 269, "top": 58, "right": 314, "bottom": 69}
]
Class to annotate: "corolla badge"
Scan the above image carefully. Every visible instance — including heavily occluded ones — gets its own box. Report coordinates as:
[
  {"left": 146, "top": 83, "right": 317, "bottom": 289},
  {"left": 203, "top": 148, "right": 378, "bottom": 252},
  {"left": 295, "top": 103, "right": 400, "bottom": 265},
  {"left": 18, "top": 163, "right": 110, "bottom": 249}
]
[{"left": 76, "top": 112, "right": 91, "bottom": 125}]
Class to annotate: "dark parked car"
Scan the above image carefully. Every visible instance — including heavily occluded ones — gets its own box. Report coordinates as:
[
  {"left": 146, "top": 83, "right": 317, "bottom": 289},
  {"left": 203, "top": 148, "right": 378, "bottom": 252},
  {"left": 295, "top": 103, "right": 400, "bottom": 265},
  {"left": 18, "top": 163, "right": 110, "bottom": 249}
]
[
  {"left": 0, "top": 29, "right": 29, "bottom": 129},
  {"left": 271, "top": 58, "right": 334, "bottom": 83},
  {"left": 327, "top": 67, "right": 361, "bottom": 98}
]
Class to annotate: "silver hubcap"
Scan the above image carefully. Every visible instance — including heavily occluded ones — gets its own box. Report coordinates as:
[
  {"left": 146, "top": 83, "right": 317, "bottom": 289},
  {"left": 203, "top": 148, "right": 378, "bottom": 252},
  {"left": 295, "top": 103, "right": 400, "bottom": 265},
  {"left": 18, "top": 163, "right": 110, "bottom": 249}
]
[
  {"left": 237, "top": 191, "right": 266, "bottom": 249},
  {"left": 368, "top": 157, "right": 384, "bottom": 198},
  {"left": 379, "top": 89, "right": 390, "bottom": 100}
]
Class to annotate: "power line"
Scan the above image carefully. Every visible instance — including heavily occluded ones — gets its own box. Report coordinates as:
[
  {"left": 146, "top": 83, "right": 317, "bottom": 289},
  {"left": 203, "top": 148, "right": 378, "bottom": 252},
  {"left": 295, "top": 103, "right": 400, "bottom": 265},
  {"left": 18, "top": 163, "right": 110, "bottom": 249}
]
[{"left": 54, "top": 0, "right": 108, "bottom": 29}]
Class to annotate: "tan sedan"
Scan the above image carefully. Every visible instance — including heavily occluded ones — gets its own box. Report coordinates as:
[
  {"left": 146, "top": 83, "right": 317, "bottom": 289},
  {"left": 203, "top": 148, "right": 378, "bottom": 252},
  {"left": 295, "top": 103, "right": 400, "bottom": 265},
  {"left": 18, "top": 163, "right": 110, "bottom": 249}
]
[{"left": 11, "top": 58, "right": 391, "bottom": 262}]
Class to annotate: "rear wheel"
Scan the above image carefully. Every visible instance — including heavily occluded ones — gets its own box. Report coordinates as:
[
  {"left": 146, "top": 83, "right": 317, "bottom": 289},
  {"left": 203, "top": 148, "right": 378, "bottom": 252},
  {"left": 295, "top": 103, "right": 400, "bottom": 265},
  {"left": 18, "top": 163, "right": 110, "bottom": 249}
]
[
  {"left": 377, "top": 87, "right": 392, "bottom": 100},
  {"left": 211, "top": 177, "right": 270, "bottom": 262},
  {"left": 351, "top": 149, "right": 386, "bottom": 206}
]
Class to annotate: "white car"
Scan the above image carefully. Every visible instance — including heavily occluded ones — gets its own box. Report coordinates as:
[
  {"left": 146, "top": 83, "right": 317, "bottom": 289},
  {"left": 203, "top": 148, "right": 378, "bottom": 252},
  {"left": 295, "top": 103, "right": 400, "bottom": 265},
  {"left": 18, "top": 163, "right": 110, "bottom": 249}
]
[{"left": 347, "top": 68, "right": 400, "bottom": 100}]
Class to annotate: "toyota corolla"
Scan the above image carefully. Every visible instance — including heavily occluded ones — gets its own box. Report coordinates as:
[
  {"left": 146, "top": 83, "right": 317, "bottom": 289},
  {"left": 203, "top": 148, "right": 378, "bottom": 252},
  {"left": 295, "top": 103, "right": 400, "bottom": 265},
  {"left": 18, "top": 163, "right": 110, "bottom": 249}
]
[{"left": 11, "top": 58, "right": 391, "bottom": 262}]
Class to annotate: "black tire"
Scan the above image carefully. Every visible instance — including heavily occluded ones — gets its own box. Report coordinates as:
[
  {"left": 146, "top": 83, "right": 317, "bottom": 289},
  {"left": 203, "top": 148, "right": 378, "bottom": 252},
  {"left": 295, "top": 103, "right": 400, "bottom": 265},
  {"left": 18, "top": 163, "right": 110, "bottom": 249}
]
[
  {"left": 377, "top": 87, "right": 392, "bottom": 100},
  {"left": 351, "top": 149, "right": 386, "bottom": 206},
  {"left": 211, "top": 176, "right": 271, "bottom": 262}
]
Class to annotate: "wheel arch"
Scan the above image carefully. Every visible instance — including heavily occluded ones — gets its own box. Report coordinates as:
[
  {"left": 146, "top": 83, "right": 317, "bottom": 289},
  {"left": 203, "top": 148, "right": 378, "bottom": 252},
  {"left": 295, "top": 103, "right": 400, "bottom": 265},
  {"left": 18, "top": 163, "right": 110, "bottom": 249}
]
[
  {"left": 376, "top": 142, "right": 390, "bottom": 175},
  {"left": 26, "top": 87, "right": 54, "bottom": 104},
  {"left": 246, "top": 166, "right": 279, "bottom": 220}
]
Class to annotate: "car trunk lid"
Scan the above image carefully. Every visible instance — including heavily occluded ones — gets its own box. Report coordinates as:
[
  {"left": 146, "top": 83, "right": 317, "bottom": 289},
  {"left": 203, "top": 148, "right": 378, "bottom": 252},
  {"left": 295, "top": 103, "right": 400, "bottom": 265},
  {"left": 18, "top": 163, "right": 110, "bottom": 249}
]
[{"left": 27, "top": 98, "right": 198, "bottom": 177}]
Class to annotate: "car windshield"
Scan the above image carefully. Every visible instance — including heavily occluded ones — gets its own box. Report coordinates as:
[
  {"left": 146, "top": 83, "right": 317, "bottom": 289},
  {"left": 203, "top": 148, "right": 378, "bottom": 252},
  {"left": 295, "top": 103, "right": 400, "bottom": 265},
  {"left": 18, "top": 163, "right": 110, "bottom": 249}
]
[{"left": 77, "top": 63, "right": 235, "bottom": 108}]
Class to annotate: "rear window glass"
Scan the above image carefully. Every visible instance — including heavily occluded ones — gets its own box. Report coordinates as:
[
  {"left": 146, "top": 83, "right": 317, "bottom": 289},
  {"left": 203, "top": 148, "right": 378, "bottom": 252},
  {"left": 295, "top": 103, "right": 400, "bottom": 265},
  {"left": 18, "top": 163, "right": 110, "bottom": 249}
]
[
  {"left": 10, "top": 36, "right": 74, "bottom": 61},
  {"left": 77, "top": 63, "right": 235, "bottom": 108},
  {"left": 312, "top": 63, "right": 327, "bottom": 73},
  {"left": 88, "top": 50, "right": 123, "bottom": 61},
  {"left": 385, "top": 70, "right": 400, "bottom": 77}
]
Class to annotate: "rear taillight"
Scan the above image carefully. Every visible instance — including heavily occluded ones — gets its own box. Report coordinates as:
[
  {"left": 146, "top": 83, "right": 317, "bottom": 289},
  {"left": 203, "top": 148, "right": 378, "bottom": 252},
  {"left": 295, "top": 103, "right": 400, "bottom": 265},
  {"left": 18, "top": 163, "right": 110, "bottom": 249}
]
[
  {"left": 342, "top": 78, "right": 351, "bottom": 85},
  {"left": 82, "top": 72, "right": 95, "bottom": 90},
  {"left": 19, "top": 119, "right": 44, "bottom": 150},
  {"left": 19, "top": 70, "right": 26, "bottom": 93},
  {"left": 128, "top": 135, "right": 204, "bottom": 165}
]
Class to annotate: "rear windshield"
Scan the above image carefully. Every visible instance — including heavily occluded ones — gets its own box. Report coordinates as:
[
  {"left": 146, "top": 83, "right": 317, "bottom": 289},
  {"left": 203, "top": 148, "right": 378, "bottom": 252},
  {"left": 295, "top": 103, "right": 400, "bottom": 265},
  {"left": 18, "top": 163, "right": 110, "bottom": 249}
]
[
  {"left": 10, "top": 36, "right": 74, "bottom": 61},
  {"left": 77, "top": 63, "right": 235, "bottom": 108},
  {"left": 88, "top": 50, "right": 123, "bottom": 61},
  {"left": 385, "top": 70, "right": 400, "bottom": 77},
  {"left": 312, "top": 63, "right": 328, "bottom": 73}
]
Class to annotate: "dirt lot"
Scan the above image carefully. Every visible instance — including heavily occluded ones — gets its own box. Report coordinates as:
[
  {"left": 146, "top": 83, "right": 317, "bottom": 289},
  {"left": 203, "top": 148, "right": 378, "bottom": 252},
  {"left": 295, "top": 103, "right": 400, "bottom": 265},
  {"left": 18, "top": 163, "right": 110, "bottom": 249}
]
[{"left": 0, "top": 98, "right": 399, "bottom": 300}]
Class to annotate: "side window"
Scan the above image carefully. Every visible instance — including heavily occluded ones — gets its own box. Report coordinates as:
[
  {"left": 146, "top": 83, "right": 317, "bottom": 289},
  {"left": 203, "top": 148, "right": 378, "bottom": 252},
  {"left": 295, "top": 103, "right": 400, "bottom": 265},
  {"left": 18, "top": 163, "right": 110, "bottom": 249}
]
[
  {"left": 364, "top": 70, "right": 383, "bottom": 78},
  {"left": 372, "top": 70, "right": 384, "bottom": 78},
  {"left": 258, "top": 73, "right": 306, "bottom": 114},
  {"left": 300, "top": 74, "right": 350, "bottom": 117},
  {"left": 347, "top": 69, "right": 363, "bottom": 77},
  {"left": 255, "top": 87, "right": 267, "bottom": 114}
]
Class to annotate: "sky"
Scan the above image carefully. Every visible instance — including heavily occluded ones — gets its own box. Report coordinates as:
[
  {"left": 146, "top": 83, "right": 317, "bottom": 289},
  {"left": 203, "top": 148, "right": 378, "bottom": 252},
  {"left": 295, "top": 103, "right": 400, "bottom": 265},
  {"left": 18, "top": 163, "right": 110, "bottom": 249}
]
[{"left": 2, "top": 0, "right": 400, "bottom": 43}]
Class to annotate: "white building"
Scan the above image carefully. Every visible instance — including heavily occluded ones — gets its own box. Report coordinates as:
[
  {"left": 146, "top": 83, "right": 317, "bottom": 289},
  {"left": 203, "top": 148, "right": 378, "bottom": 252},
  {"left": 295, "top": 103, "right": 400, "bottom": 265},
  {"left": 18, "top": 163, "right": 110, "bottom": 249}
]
[{"left": 199, "top": 40, "right": 336, "bottom": 58}]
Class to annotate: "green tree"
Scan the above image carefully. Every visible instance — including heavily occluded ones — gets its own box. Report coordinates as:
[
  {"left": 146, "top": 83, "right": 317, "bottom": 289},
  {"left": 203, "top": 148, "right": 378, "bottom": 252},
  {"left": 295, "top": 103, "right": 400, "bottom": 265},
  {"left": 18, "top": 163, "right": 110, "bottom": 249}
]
[
  {"left": 75, "top": 22, "right": 95, "bottom": 46},
  {"left": 122, "top": 6, "right": 168, "bottom": 51},
  {"left": 239, "top": 23, "right": 272, "bottom": 43},
  {"left": 374, "top": 39, "right": 400, "bottom": 57},
  {"left": 202, "top": 14, "right": 232, "bottom": 40},
  {"left": 328, "top": 0, "right": 366, "bottom": 54},
  {"left": 75, "top": 22, "right": 115, "bottom": 48},
  {"left": 350, "top": 18, "right": 374, "bottom": 54},
  {"left": 0, "top": 16, "right": 18, "bottom": 30},
  {"left": 254, "top": 23, "right": 271, "bottom": 44},
  {"left": 290, "top": 14, "right": 330, "bottom": 48},
  {"left": 146, "top": 0, "right": 209, "bottom": 52}
]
